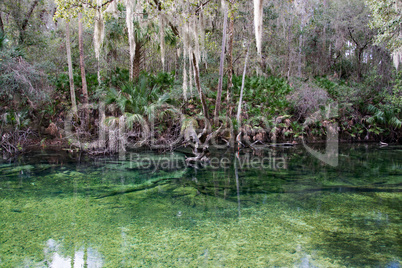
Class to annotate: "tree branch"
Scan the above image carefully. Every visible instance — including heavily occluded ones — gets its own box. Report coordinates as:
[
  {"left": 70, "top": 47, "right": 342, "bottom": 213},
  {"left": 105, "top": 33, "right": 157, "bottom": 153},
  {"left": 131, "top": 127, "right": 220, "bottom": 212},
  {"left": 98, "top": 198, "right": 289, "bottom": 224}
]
[
  {"left": 21, "top": 0, "right": 39, "bottom": 32},
  {"left": 63, "top": 0, "right": 115, "bottom": 13},
  {"left": 101, "top": 0, "right": 115, "bottom": 8},
  {"left": 195, "top": 0, "right": 212, "bottom": 15},
  {"left": 150, "top": 0, "right": 180, "bottom": 37},
  {"left": 347, "top": 27, "right": 363, "bottom": 49}
]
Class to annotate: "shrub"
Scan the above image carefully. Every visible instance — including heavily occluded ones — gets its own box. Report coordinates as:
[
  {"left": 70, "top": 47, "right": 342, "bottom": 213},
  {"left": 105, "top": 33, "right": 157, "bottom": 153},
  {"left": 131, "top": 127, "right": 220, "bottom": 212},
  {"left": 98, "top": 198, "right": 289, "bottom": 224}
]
[
  {"left": 0, "top": 49, "right": 50, "bottom": 111},
  {"left": 287, "top": 79, "right": 329, "bottom": 120}
]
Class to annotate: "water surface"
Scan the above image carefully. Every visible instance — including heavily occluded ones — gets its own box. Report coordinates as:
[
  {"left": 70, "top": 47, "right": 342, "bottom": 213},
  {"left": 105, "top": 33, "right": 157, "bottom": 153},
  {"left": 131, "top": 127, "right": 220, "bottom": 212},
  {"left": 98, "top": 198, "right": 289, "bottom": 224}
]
[{"left": 0, "top": 144, "right": 401, "bottom": 267}]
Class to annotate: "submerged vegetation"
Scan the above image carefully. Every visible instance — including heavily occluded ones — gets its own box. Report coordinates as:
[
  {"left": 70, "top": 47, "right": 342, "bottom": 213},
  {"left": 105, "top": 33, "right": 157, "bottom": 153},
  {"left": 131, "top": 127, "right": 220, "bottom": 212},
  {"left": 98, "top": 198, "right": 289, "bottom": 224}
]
[{"left": 0, "top": 145, "right": 401, "bottom": 266}]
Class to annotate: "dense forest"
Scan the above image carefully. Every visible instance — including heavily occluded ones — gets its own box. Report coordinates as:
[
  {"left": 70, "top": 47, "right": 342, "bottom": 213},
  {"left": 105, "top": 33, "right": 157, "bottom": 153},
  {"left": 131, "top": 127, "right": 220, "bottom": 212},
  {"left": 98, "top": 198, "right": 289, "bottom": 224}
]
[{"left": 0, "top": 0, "right": 401, "bottom": 156}]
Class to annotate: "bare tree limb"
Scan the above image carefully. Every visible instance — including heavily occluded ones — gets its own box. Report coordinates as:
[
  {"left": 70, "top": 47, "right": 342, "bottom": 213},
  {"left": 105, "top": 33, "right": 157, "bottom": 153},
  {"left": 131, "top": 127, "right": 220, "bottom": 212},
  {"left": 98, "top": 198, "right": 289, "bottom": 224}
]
[
  {"left": 19, "top": 0, "right": 39, "bottom": 43},
  {"left": 21, "top": 0, "right": 39, "bottom": 32}
]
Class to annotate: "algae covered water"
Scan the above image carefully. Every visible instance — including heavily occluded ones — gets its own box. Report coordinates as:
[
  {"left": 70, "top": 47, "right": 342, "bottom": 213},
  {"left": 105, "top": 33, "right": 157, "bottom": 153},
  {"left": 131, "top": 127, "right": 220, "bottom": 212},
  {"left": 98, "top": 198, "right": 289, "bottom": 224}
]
[{"left": 0, "top": 144, "right": 401, "bottom": 267}]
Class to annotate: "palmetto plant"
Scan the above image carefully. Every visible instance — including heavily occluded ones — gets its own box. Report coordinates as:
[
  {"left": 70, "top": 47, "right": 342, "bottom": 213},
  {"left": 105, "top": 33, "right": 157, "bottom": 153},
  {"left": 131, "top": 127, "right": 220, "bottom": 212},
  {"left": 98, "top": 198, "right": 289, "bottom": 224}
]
[
  {"left": 105, "top": 79, "right": 157, "bottom": 115},
  {"left": 365, "top": 104, "right": 402, "bottom": 141},
  {"left": 102, "top": 73, "right": 177, "bottom": 150},
  {"left": 366, "top": 104, "right": 402, "bottom": 129},
  {"left": 104, "top": 74, "right": 171, "bottom": 129}
]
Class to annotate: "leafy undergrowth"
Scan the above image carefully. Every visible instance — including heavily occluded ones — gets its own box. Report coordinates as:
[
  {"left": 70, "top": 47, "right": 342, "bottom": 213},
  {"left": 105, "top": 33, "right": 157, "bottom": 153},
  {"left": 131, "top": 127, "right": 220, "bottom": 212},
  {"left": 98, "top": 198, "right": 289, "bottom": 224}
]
[{"left": 2, "top": 70, "right": 402, "bottom": 158}]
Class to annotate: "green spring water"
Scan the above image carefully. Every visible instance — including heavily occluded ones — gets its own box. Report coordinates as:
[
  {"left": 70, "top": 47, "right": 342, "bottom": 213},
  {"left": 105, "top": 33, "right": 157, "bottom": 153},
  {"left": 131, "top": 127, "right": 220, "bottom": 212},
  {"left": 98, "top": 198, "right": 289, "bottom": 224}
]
[{"left": 0, "top": 144, "right": 400, "bottom": 267}]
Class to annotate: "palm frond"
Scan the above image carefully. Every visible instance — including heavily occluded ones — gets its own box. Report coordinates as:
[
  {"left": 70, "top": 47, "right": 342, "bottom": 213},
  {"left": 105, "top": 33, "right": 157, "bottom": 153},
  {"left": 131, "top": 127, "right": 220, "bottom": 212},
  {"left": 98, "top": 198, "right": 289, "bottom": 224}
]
[
  {"left": 125, "top": 112, "right": 147, "bottom": 130},
  {"left": 105, "top": 116, "right": 120, "bottom": 128},
  {"left": 366, "top": 104, "right": 402, "bottom": 129},
  {"left": 389, "top": 117, "right": 402, "bottom": 129}
]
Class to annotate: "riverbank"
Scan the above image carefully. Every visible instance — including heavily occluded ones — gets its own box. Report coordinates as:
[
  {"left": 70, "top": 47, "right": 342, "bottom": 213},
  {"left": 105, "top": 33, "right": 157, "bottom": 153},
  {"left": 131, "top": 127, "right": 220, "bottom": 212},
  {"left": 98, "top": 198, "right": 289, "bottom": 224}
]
[
  {"left": 1, "top": 73, "right": 401, "bottom": 158},
  {"left": 2, "top": 115, "right": 400, "bottom": 160}
]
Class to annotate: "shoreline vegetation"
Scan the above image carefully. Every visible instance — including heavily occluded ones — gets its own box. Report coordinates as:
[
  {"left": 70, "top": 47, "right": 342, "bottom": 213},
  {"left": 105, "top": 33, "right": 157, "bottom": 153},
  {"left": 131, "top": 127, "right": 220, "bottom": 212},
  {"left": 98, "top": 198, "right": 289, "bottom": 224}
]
[
  {"left": 3, "top": 69, "right": 402, "bottom": 156},
  {"left": 1, "top": 70, "right": 401, "bottom": 159},
  {"left": 1, "top": 0, "right": 402, "bottom": 159}
]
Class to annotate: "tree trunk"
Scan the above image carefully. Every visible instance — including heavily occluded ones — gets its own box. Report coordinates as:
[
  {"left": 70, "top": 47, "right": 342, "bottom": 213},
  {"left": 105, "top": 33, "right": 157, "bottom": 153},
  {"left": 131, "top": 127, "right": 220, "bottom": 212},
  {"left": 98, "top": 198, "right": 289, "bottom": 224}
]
[
  {"left": 298, "top": 28, "right": 303, "bottom": 77},
  {"left": 226, "top": 6, "right": 235, "bottom": 107},
  {"left": 192, "top": 53, "right": 209, "bottom": 120},
  {"left": 236, "top": 45, "right": 249, "bottom": 125},
  {"left": 175, "top": 47, "right": 180, "bottom": 80},
  {"left": 287, "top": 22, "right": 292, "bottom": 78},
  {"left": 253, "top": 0, "right": 263, "bottom": 73},
  {"left": 66, "top": 21, "right": 77, "bottom": 114},
  {"left": 0, "top": 13, "right": 4, "bottom": 35},
  {"left": 348, "top": 27, "right": 368, "bottom": 82},
  {"left": 159, "top": 14, "right": 165, "bottom": 72},
  {"left": 214, "top": 2, "right": 228, "bottom": 124},
  {"left": 126, "top": 0, "right": 135, "bottom": 80},
  {"left": 357, "top": 48, "right": 363, "bottom": 81},
  {"left": 78, "top": 13, "right": 89, "bottom": 123},
  {"left": 133, "top": 41, "right": 143, "bottom": 80}
]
